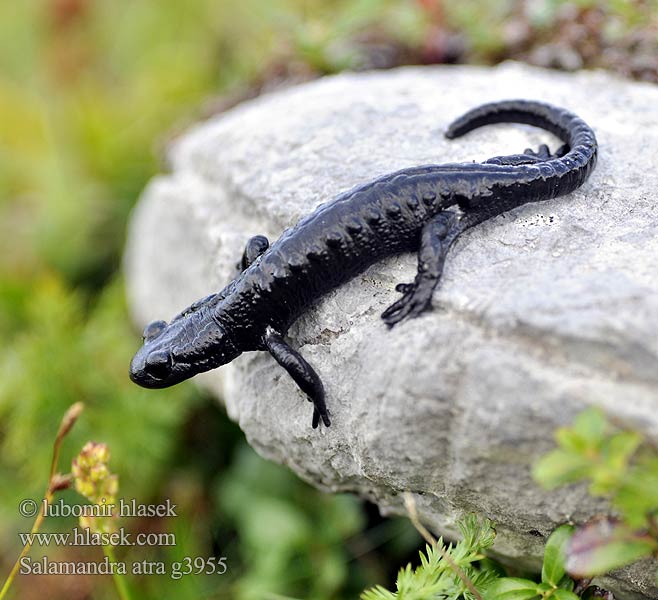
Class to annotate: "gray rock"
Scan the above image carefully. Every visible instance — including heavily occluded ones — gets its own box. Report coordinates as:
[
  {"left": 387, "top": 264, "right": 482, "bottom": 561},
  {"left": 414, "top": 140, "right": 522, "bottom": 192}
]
[{"left": 124, "top": 62, "right": 658, "bottom": 598}]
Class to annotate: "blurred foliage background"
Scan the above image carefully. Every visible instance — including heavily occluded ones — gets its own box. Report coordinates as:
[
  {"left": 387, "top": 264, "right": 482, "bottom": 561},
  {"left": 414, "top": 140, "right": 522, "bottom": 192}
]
[{"left": 0, "top": 0, "right": 656, "bottom": 598}]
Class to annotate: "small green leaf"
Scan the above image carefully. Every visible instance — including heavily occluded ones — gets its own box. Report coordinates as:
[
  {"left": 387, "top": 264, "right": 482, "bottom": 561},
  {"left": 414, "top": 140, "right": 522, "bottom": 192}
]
[
  {"left": 485, "top": 577, "right": 540, "bottom": 600},
  {"left": 542, "top": 524, "right": 575, "bottom": 586},
  {"left": 572, "top": 409, "right": 608, "bottom": 442},
  {"left": 558, "top": 577, "right": 574, "bottom": 592},
  {"left": 555, "top": 429, "right": 588, "bottom": 454},
  {"left": 551, "top": 589, "right": 580, "bottom": 600},
  {"left": 606, "top": 431, "right": 643, "bottom": 468},
  {"left": 566, "top": 518, "right": 657, "bottom": 576},
  {"left": 615, "top": 458, "right": 658, "bottom": 528},
  {"left": 532, "top": 450, "right": 590, "bottom": 489}
]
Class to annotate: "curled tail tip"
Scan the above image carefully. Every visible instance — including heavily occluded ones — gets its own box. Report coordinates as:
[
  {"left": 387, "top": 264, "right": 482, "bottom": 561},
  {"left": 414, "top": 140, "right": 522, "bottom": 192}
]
[
  {"left": 445, "top": 115, "right": 474, "bottom": 139},
  {"left": 444, "top": 128, "right": 459, "bottom": 140},
  {"left": 444, "top": 118, "right": 472, "bottom": 140},
  {"left": 443, "top": 99, "right": 596, "bottom": 152}
]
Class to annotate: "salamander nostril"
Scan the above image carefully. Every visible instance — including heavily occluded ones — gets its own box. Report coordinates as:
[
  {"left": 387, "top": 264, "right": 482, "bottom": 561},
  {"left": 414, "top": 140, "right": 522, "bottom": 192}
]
[
  {"left": 145, "top": 350, "right": 172, "bottom": 380},
  {"left": 143, "top": 320, "right": 167, "bottom": 341}
]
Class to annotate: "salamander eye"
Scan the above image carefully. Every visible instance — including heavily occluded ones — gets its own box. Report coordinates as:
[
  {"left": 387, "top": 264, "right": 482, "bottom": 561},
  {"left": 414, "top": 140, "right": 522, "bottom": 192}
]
[
  {"left": 143, "top": 320, "right": 167, "bottom": 341},
  {"left": 144, "top": 350, "right": 172, "bottom": 380}
]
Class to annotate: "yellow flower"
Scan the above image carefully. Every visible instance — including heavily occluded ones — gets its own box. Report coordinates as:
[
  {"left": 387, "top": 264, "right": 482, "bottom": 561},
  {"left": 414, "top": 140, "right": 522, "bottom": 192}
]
[{"left": 72, "top": 442, "right": 119, "bottom": 535}]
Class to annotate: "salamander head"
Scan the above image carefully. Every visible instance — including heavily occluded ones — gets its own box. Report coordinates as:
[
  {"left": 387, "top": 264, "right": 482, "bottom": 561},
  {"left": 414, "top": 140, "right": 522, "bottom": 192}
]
[{"left": 129, "top": 297, "right": 241, "bottom": 389}]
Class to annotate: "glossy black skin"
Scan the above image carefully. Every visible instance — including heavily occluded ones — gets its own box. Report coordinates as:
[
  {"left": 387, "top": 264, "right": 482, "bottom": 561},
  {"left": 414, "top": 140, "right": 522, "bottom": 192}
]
[{"left": 130, "top": 100, "right": 598, "bottom": 428}]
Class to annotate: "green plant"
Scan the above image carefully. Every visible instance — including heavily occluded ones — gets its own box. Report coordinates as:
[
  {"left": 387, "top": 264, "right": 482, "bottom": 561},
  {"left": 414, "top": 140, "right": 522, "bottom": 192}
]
[
  {"left": 0, "top": 403, "right": 137, "bottom": 600},
  {"left": 0, "top": 403, "right": 83, "bottom": 599},
  {"left": 360, "top": 472, "right": 626, "bottom": 600},
  {"left": 361, "top": 517, "right": 614, "bottom": 600},
  {"left": 533, "top": 408, "right": 658, "bottom": 582},
  {"left": 72, "top": 441, "right": 130, "bottom": 600},
  {"left": 485, "top": 525, "right": 580, "bottom": 600},
  {"left": 360, "top": 514, "right": 498, "bottom": 600},
  {"left": 216, "top": 444, "right": 369, "bottom": 600}
]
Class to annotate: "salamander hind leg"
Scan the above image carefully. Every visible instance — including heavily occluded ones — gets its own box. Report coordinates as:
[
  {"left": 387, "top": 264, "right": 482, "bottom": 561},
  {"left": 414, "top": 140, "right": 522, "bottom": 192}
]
[
  {"left": 523, "top": 143, "right": 570, "bottom": 159},
  {"left": 484, "top": 153, "right": 543, "bottom": 166},
  {"left": 524, "top": 143, "right": 551, "bottom": 159},
  {"left": 553, "top": 143, "right": 570, "bottom": 157},
  {"left": 263, "top": 327, "right": 330, "bottom": 429},
  {"left": 382, "top": 210, "right": 466, "bottom": 327},
  {"left": 485, "top": 143, "right": 568, "bottom": 166}
]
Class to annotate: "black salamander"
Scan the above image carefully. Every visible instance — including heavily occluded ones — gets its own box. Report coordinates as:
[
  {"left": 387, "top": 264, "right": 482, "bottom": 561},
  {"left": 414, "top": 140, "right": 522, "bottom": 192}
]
[{"left": 130, "top": 100, "right": 598, "bottom": 429}]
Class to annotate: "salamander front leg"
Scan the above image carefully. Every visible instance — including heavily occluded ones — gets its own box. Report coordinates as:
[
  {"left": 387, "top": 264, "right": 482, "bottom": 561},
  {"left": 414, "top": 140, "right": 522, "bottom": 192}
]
[
  {"left": 382, "top": 210, "right": 466, "bottom": 327},
  {"left": 236, "top": 235, "right": 270, "bottom": 272},
  {"left": 263, "top": 327, "right": 330, "bottom": 429}
]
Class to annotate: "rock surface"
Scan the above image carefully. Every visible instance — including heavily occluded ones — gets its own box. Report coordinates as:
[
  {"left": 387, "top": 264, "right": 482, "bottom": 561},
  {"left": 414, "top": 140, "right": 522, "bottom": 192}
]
[{"left": 125, "top": 62, "right": 658, "bottom": 598}]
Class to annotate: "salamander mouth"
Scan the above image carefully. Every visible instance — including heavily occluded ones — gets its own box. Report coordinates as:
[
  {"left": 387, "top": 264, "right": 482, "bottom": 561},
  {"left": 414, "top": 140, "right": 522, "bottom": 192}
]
[{"left": 129, "top": 347, "right": 193, "bottom": 389}]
